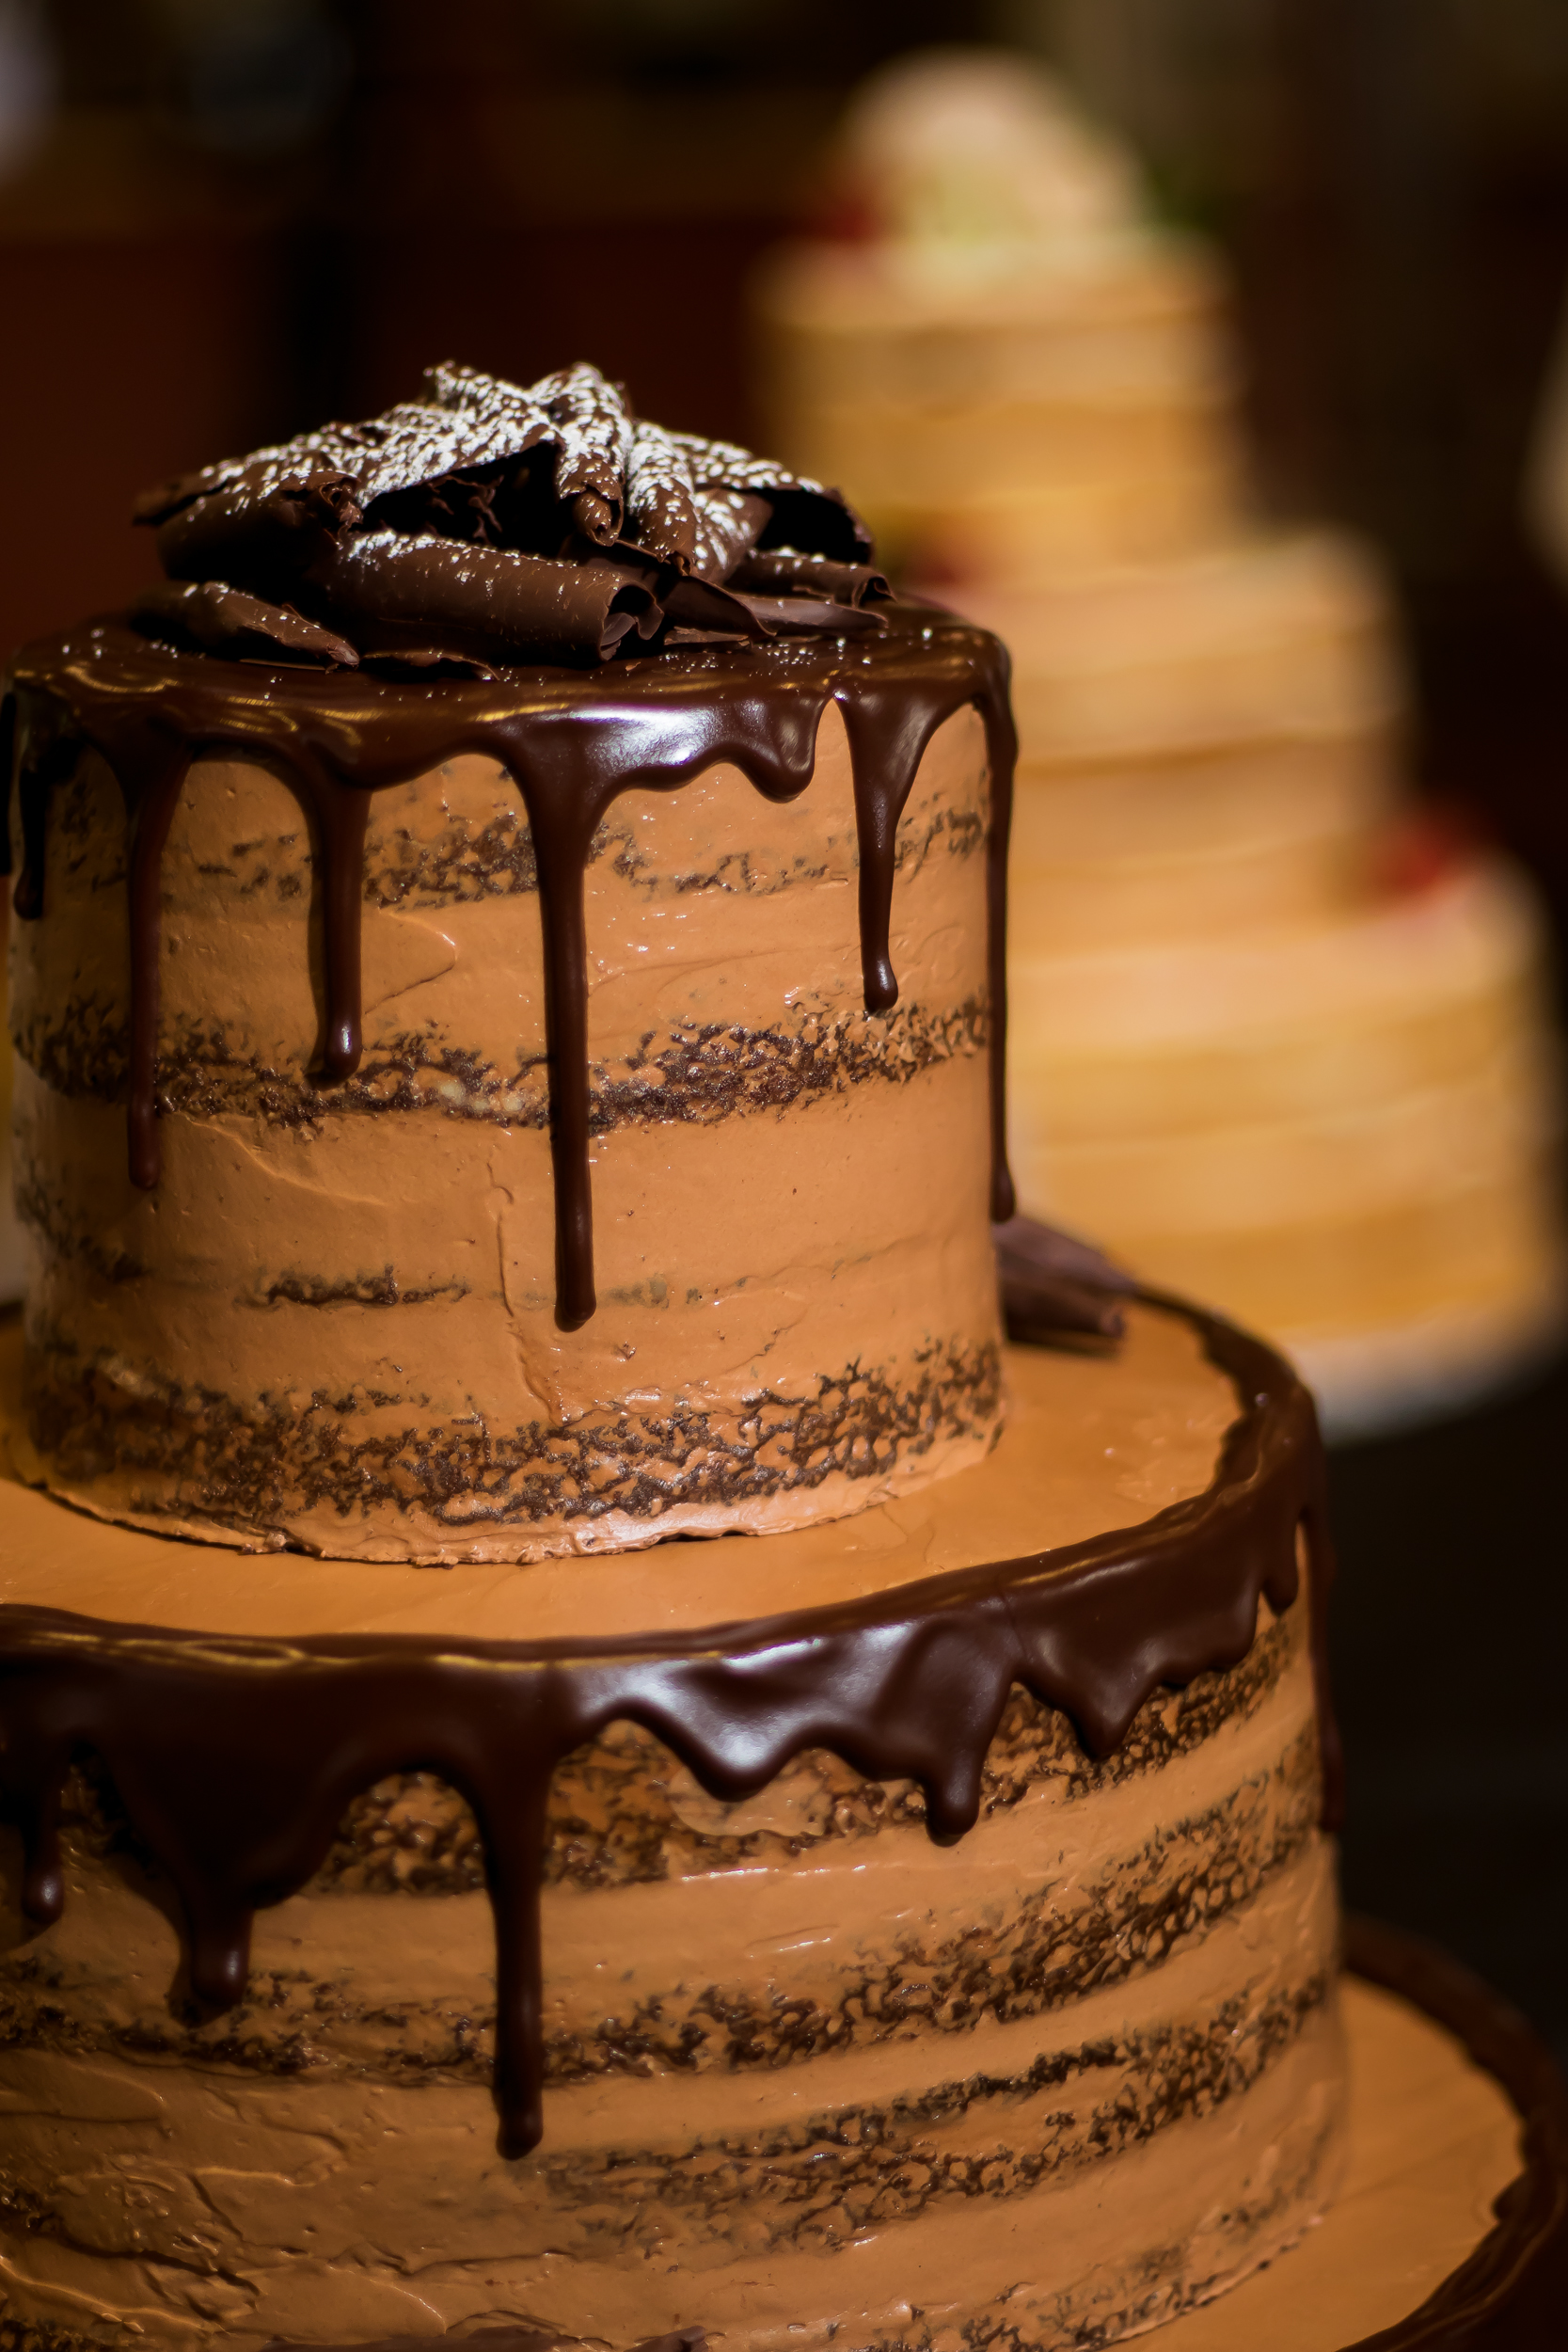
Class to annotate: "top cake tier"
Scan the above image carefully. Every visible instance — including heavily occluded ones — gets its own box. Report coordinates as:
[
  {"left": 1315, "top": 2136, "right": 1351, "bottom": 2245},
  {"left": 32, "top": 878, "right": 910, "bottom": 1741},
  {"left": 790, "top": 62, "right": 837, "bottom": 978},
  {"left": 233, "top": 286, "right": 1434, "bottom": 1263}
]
[{"left": 2, "top": 364, "right": 1015, "bottom": 1565}]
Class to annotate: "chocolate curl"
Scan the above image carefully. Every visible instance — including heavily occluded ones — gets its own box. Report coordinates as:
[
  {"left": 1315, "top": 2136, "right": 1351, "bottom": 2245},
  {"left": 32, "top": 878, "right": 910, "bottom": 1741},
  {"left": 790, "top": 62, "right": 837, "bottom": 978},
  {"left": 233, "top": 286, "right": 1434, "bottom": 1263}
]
[
  {"left": 278, "top": 471, "right": 362, "bottom": 532},
  {"left": 659, "top": 575, "right": 776, "bottom": 638},
  {"left": 625, "top": 421, "right": 701, "bottom": 570},
  {"left": 156, "top": 468, "right": 363, "bottom": 590},
  {"left": 410, "top": 366, "right": 562, "bottom": 491},
  {"left": 135, "top": 421, "right": 379, "bottom": 530},
  {"left": 303, "top": 529, "right": 659, "bottom": 661},
  {"left": 356, "top": 645, "right": 499, "bottom": 678},
  {"left": 691, "top": 489, "right": 772, "bottom": 584},
  {"left": 418, "top": 469, "right": 503, "bottom": 543},
  {"left": 761, "top": 485, "right": 876, "bottom": 564},
  {"left": 531, "top": 362, "right": 632, "bottom": 546},
  {"left": 672, "top": 428, "right": 874, "bottom": 563},
  {"left": 136, "top": 361, "right": 890, "bottom": 661},
  {"left": 994, "top": 1214, "right": 1137, "bottom": 1344},
  {"left": 733, "top": 594, "right": 885, "bottom": 637},
  {"left": 728, "top": 550, "right": 892, "bottom": 606},
  {"left": 137, "top": 398, "right": 554, "bottom": 545},
  {"left": 134, "top": 459, "right": 248, "bottom": 527},
  {"left": 130, "top": 580, "right": 359, "bottom": 667}
]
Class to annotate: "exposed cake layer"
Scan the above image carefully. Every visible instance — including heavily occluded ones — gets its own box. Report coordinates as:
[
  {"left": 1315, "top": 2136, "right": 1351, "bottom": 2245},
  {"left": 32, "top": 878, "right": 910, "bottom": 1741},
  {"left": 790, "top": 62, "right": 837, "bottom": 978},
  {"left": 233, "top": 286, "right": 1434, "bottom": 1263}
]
[
  {"left": 16, "top": 1058, "right": 1001, "bottom": 1560},
  {"left": 10, "top": 707, "right": 990, "bottom": 1125},
  {"left": 8, "top": 634, "right": 1008, "bottom": 1562},
  {"left": 0, "top": 1309, "right": 1235, "bottom": 1632},
  {"left": 0, "top": 1308, "right": 1241, "bottom": 1637}
]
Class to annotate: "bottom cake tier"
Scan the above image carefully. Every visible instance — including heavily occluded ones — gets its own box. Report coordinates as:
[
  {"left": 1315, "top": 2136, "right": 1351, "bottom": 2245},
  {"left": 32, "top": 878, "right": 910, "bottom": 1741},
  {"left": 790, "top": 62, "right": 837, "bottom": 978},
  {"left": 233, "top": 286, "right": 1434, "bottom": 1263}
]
[
  {"left": 0, "top": 1295, "right": 1344, "bottom": 2351},
  {"left": 1008, "top": 855, "right": 1566, "bottom": 1438}
]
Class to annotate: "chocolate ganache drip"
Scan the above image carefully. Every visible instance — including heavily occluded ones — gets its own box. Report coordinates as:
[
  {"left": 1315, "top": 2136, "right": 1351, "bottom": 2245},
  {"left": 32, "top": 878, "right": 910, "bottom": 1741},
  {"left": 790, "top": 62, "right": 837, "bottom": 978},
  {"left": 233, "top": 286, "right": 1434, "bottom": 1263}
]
[
  {"left": 0, "top": 1295, "right": 1339, "bottom": 2160},
  {"left": 2, "top": 362, "right": 1016, "bottom": 1327}
]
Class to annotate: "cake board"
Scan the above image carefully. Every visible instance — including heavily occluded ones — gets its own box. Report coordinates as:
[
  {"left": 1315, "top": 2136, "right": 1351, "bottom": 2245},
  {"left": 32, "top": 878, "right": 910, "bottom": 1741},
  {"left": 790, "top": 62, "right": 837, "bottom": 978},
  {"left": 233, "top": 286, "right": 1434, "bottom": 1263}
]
[{"left": 1158, "top": 1919, "right": 1568, "bottom": 2352}]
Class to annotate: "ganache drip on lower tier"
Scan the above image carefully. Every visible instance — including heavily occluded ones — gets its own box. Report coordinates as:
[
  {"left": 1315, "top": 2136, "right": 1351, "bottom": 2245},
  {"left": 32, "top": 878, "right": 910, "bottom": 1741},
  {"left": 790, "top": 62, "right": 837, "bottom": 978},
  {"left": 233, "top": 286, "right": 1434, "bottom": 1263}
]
[
  {"left": 1, "top": 603, "right": 1016, "bottom": 1327},
  {"left": 0, "top": 1301, "right": 1339, "bottom": 2160}
]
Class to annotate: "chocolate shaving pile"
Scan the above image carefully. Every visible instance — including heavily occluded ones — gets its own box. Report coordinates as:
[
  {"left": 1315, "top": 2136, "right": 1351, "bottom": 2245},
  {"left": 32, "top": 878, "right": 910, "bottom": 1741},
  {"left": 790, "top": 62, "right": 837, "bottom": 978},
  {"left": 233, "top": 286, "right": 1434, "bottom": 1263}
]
[{"left": 132, "top": 362, "right": 884, "bottom": 671}]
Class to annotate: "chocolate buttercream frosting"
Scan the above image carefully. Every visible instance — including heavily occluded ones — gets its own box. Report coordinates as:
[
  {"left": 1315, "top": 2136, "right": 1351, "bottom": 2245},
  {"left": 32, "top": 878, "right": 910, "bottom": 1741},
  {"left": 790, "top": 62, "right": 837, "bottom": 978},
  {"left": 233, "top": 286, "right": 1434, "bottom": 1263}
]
[
  {"left": 0, "top": 1290, "right": 1339, "bottom": 2160},
  {"left": 2, "top": 362, "right": 1024, "bottom": 1329},
  {"left": 246, "top": 1926, "right": 1568, "bottom": 2352},
  {"left": 5, "top": 618, "right": 1016, "bottom": 1328}
]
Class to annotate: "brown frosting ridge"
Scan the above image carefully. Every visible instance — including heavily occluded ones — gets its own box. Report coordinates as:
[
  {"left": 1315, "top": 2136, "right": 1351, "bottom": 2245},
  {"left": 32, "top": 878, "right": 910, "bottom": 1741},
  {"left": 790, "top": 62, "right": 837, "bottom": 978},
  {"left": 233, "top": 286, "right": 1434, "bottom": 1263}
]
[
  {"left": 18, "top": 996, "right": 990, "bottom": 1136},
  {"left": 492, "top": 1979, "right": 1335, "bottom": 2253},
  {"left": 10, "top": 736, "right": 987, "bottom": 1128},
  {"left": 13, "top": 1975, "right": 1324, "bottom": 2251},
  {"left": 21, "top": 1325, "right": 1003, "bottom": 1547}
]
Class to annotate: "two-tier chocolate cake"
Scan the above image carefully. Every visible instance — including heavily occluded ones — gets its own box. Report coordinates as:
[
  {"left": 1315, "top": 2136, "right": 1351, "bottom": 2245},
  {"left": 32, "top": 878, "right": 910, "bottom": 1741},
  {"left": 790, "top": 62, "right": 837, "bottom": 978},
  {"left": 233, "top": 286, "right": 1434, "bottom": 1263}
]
[{"left": 0, "top": 364, "right": 1344, "bottom": 2350}]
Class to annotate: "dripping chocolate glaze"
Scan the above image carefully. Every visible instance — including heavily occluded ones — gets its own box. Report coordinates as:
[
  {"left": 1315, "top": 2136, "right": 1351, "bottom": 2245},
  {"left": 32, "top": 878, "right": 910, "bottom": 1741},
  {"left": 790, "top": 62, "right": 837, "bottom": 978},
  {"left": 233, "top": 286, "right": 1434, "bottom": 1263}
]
[
  {"left": 0, "top": 1295, "right": 1339, "bottom": 2161},
  {"left": 3, "top": 604, "right": 1016, "bottom": 1327},
  {"left": 3, "top": 358, "right": 1010, "bottom": 1322}
]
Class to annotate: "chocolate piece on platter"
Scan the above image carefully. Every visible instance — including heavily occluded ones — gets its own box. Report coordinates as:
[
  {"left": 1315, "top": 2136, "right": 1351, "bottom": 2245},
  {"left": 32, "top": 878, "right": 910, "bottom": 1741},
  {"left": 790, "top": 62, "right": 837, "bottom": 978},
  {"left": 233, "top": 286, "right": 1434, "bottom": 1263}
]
[{"left": 997, "top": 1210, "right": 1139, "bottom": 1342}]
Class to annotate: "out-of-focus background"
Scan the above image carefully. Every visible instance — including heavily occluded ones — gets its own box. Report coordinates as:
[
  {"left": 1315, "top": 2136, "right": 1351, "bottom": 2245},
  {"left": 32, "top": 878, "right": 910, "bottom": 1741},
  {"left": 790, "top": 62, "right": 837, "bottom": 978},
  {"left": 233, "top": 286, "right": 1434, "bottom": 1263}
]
[{"left": 2, "top": 0, "right": 1566, "bottom": 2058}]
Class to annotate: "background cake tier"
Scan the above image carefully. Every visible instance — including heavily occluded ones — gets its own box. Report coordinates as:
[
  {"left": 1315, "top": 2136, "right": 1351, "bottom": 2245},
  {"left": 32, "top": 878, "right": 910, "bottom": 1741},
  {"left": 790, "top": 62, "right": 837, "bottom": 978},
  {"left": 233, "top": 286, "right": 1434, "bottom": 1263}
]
[{"left": 752, "top": 52, "right": 1568, "bottom": 1437}]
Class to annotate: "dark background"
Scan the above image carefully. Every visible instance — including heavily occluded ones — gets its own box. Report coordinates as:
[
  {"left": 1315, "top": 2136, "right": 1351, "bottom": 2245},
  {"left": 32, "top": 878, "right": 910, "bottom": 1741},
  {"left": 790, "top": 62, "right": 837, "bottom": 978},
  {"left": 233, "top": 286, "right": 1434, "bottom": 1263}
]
[{"left": 2, "top": 0, "right": 1566, "bottom": 2062}]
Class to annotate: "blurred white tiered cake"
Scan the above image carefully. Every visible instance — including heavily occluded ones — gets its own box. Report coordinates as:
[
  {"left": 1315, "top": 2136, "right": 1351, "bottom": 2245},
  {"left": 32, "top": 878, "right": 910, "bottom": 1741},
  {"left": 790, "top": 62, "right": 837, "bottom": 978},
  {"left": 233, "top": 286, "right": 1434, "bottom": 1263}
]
[{"left": 753, "top": 48, "right": 1566, "bottom": 1434}]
